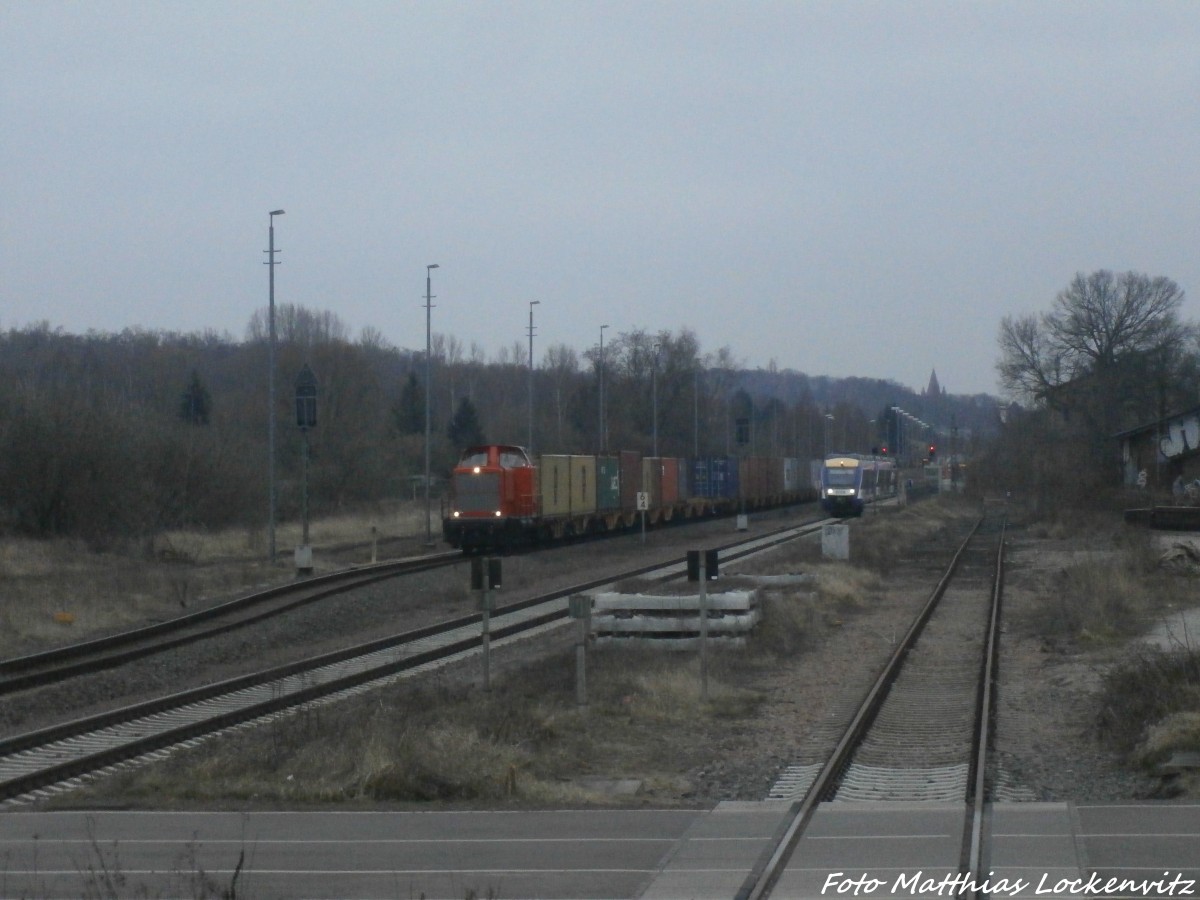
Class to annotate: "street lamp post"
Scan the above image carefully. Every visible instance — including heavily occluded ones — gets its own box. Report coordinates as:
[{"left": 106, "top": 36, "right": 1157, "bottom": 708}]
[
  {"left": 528, "top": 300, "right": 540, "bottom": 453},
  {"left": 424, "top": 263, "right": 439, "bottom": 547},
  {"left": 265, "top": 209, "right": 285, "bottom": 563},
  {"left": 890, "top": 406, "right": 901, "bottom": 465},
  {"left": 598, "top": 324, "right": 609, "bottom": 453},
  {"left": 693, "top": 366, "right": 700, "bottom": 458},
  {"left": 651, "top": 342, "right": 661, "bottom": 457}
]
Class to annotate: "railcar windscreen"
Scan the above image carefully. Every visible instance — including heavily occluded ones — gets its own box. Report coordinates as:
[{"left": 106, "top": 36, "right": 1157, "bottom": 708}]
[
  {"left": 499, "top": 450, "right": 529, "bottom": 467},
  {"left": 824, "top": 469, "right": 857, "bottom": 487},
  {"left": 460, "top": 450, "right": 489, "bottom": 467}
]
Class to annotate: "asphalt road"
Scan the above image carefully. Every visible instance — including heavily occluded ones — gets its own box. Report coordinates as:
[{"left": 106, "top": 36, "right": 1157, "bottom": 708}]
[{"left": 1, "top": 803, "right": 1198, "bottom": 899}]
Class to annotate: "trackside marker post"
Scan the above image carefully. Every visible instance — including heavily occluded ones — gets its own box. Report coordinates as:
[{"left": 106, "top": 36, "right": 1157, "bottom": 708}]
[
  {"left": 472, "top": 557, "right": 502, "bottom": 691},
  {"left": 568, "top": 594, "right": 591, "bottom": 706},
  {"left": 687, "top": 549, "right": 718, "bottom": 702}
]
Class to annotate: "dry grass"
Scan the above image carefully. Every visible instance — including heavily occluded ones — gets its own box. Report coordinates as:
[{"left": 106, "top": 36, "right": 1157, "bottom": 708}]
[
  {"left": 1131, "top": 710, "right": 1200, "bottom": 770},
  {"left": 70, "top": 644, "right": 766, "bottom": 808},
  {"left": 26, "top": 496, "right": 977, "bottom": 810},
  {"left": 154, "top": 502, "right": 426, "bottom": 564},
  {"left": 1100, "top": 646, "right": 1200, "bottom": 758},
  {"left": 740, "top": 496, "right": 980, "bottom": 577},
  {"left": 63, "top": 502, "right": 977, "bottom": 809},
  {"left": 1015, "top": 539, "right": 1192, "bottom": 645},
  {"left": 0, "top": 501, "right": 428, "bottom": 659}
]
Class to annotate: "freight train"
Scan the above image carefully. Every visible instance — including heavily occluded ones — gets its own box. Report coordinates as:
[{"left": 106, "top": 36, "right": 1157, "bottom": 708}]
[
  {"left": 441, "top": 444, "right": 815, "bottom": 551},
  {"left": 819, "top": 454, "right": 897, "bottom": 517}
]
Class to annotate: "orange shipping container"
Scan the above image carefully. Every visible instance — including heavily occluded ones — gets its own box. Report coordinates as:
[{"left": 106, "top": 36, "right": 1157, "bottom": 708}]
[{"left": 659, "top": 458, "right": 679, "bottom": 505}]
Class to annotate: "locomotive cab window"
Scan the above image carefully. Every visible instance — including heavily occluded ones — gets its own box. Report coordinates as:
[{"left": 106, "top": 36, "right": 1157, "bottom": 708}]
[{"left": 826, "top": 470, "right": 857, "bottom": 486}]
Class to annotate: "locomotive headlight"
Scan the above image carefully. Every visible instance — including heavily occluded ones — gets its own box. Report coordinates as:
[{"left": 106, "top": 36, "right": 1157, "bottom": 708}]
[
  {"left": 453, "top": 511, "right": 460, "bottom": 518},
  {"left": 494, "top": 510, "right": 502, "bottom": 517}
]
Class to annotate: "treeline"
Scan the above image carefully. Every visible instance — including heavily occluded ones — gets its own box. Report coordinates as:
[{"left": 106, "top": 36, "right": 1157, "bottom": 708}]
[
  {"left": 978, "top": 270, "right": 1200, "bottom": 509},
  {"left": 0, "top": 309, "right": 976, "bottom": 545}
]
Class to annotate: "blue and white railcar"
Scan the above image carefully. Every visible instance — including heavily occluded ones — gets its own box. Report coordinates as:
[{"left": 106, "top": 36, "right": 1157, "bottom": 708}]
[{"left": 820, "top": 455, "right": 896, "bottom": 517}]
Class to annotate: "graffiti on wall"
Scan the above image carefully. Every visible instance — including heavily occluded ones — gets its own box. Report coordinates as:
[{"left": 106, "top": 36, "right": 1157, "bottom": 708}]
[{"left": 1159, "top": 414, "right": 1200, "bottom": 460}]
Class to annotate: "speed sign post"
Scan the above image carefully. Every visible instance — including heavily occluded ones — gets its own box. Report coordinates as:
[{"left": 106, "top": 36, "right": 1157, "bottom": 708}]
[
  {"left": 637, "top": 491, "right": 649, "bottom": 543},
  {"left": 471, "top": 557, "right": 502, "bottom": 691},
  {"left": 568, "top": 594, "right": 592, "bottom": 707}
]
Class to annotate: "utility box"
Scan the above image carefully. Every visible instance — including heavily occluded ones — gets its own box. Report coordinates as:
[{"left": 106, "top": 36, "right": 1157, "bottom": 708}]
[
  {"left": 822, "top": 523, "right": 850, "bottom": 561},
  {"left": 294, "top": 545, "right": 313, "bottom": 575}
]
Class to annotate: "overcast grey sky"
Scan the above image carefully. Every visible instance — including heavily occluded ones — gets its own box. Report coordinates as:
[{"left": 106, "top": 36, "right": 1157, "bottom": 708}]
[{"left": 3, "top": 1, "right": 1198, "bottom": 396}]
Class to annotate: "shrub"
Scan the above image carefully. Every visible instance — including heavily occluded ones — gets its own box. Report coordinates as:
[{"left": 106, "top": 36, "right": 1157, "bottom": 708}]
[{"left": 1098, "top": 647, "right": 1200, "bottom": 755}]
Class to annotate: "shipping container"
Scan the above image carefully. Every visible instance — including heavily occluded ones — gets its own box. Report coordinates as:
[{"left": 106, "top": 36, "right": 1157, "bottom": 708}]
[
  {"left": 569, "top": 455, "right": 598, "bottom": 514},
  {"left": 539, "top": 455, "right": 573, "bottom": 516},
  {"left": 540, "top": 455, "right": 599, "bottom": 515},
  {"left": 738, "top": 457, "right": 755, "bottom": 501},
  {"left": 619, "top": 450, "right": 642, "bottom": 512},
  {"left": 723, "top": 455, "right": 741, "bottom": 499},
  {"left": 692, "top": 456, "right": 739, "bottom": 499},
  {"left": 597, "top": 456, "right": 621, "bottom": 511},
  {"left": 767, "top": 456, "right": 785, "bottom": 496},
  {"left": 641, "top": 458, "right": 662, "bottom": 509},
  {"left": 658, "top": 458, "right": 680, "bottom": 505},
  {"left": 740, "top": 456, "right": 780, "bottom": 502},
  {"left": 540, "top": 455, "right": 570, "bottom": 515},
  {"left": 676, "top": 456, "right": 690, "bottom": 501},
  {"left": 783, "top": 457, "right": 801, "bottom": 493},
  {"left": 691, "top": 457, "right": 713, "bottom": 498}
]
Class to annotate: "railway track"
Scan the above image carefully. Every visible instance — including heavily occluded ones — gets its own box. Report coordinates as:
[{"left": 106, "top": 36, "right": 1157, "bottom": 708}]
[
  {"left": 0, "top": 516, "right": 831, "bottom": 806},
  {"left": 742, "top": 509, "right": 1006, "bottom": 899},
  {"left": 0, "top": 499, "right": 844, "bottom": 698},
  {"left": 0, "top": 552, "right": 462, "bottom": 696}
]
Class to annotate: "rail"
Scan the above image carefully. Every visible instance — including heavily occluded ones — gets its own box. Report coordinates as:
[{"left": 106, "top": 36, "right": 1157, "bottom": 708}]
[
  {"left": 737, "top": 511, "right": 1006, "bottom": 899},
  {"left": 0, "top": 552, "right": 461, "bottom": 695},
  {"left": 1, "top": 516, "right": 833, "bottom": 805}
]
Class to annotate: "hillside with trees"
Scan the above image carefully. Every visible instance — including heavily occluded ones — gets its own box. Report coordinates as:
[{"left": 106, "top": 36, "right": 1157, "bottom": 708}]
[{"left": 0, "top": 308, "right": 994, "bottom": 547}]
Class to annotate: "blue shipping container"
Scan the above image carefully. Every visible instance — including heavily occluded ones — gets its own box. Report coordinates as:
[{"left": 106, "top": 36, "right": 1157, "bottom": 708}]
[{"left": 691, "top": 456, "right": 739, "bottom": 499}]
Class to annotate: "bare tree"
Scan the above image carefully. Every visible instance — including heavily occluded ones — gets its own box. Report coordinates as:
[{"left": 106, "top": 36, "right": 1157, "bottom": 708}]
[
  {"left": 996, "top": 269, "right": 1197, "bottom": 490},
  {"left": 246, "top": 304, "right": 351, "bottom": 346},
  {"left": 998, "top": 270, "right": 1191, "bottom": 409}
]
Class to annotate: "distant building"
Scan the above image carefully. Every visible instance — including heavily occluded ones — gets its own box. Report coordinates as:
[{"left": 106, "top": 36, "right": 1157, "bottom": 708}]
[
  {"left": 1115, "top": 404, "right": 1200, "bottom": 492},
  {"left": 925, "top": 369, "right": 942, "bottom": 398},
  {"left": 921, "top": 368, "right": 947, "bottom": 431}
]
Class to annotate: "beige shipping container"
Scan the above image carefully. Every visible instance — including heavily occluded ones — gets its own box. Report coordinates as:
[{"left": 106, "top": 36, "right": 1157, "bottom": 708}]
[
  {"left": 569, "top": 455, "right": 598, "bottom": 514},
  {"left": 540, "top": 455, "right": 573, "bottom": 515},
  {"left": 539, "top": 455, "right": 598, "bottom": 516}
]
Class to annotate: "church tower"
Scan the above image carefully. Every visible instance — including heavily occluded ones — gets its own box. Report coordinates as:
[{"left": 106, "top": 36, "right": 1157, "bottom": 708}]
[{"left": 926, "top": 369, "right": 941, "bottom": 397}]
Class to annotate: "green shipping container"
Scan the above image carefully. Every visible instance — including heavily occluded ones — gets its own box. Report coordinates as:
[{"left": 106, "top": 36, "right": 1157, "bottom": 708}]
[{"left": 597, "top": 456, "right": 620, "bottom": 511}]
